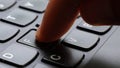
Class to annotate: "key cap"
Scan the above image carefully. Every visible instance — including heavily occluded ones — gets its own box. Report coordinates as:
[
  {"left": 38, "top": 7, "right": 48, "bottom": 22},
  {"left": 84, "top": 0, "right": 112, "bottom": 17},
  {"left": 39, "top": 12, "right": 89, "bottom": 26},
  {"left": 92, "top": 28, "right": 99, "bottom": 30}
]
[
  {"left": 1, "top": 9, "right": 38, "bottom": 27},
  {"left": 42, "top": 45, "right": 84, "bottom": 68},
  {"left": 0, "top": 63, "right": 16, "bottom": 68},
  {"left": 20, "top": 0, "right": 49, "bottom": 13},
  {"left": 18, "top": 30, "right": 58, "bottom": 50},
  {"left": 77, "top": 18, "right": 112, "bottom": 35},
  {"left": 34, "top": 63, "right": 56, "bottom": 68},
  {"left": 62, "top": 29, "right": 100, "bottom": 51},
  {"left": 0, "top": 23, "right": 19, "bottom": 43},
  {"left": 17, "top": 30, "right": 36, "bottom": 47},
  {"left": 0, "top": 43, "right": 39, "bottom": 67},
  {"left": 0, "top": 0, "right": 16, "bottom": 11}
]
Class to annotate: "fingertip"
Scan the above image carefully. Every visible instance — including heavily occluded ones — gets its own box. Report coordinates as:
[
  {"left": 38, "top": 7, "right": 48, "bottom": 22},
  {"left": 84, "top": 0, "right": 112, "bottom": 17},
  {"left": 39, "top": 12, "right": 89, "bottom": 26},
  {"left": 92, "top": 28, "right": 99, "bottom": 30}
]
[{"left": 36, "top": 0, "right": 80, "bottom": 43}]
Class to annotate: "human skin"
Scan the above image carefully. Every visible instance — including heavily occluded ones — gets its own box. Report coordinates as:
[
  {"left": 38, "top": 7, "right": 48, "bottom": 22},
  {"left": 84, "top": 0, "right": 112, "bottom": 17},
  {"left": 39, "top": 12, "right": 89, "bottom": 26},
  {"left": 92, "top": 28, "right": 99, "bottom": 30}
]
[{"left": 36, "top": 0, "right": 120, "bottom": 43}]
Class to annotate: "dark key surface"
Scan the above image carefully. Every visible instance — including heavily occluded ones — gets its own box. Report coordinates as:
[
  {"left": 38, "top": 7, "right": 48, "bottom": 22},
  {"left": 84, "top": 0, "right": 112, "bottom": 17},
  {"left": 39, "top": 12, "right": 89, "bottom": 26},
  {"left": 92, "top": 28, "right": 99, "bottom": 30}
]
[
  {"left": 62, "top": 29, "right": 100, "bottom": 51},
  {"left": 1, "top": 9, "right": 38, "bottom": 27},
  {"left": 20, "top": 0, "right": 48, "bottom": 13},
  {"left": 0, "top": 63, "right": 16, "bottom": 68},
  {"left": 34, "top": 63, "right": 56, "bottom": 68},
  {"left": 17, "top": 30, "right": 36, "bottom": 47},
  {"left": 0, "top": 43, "right": 39, "bottom": 67},
  {"left": 77, "top": 18, "right": 112, "bottom": 35},
  {"left": 17, "top": 30, "right": 58, "bottom": 49},
  {"left": 18, "top": 30, "right": 36, "bottom": 46},
  {"left": 0, "top": 22, "right": 19, "bottom": 42},
  {"left": 42, "top": 45, "right": 84, "bottom": 68},
  {"left": 0, "top": 0, "right": 16, "bottom": 11}
]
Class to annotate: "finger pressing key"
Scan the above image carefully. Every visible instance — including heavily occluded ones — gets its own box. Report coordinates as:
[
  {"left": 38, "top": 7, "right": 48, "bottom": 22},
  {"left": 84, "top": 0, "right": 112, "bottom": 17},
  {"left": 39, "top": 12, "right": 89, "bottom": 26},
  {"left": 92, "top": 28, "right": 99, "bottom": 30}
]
[
  {"left": 36, "top": 0, "right": 120, "bottom": 43},
  {"left": 36, "top": 0, "right": 80, "bottom": 42}
]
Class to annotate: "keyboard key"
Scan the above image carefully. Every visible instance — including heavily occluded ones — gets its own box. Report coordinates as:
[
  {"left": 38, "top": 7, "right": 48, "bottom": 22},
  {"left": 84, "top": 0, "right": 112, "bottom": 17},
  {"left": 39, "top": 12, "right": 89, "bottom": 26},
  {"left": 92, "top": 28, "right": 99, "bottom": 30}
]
[
  {"left": 1, "top": 9, "right": 38, "bottom": 27},
  {"left": 20, "top": 0, "right": 49, "bottom": 13},
  {"left": 77, "top": 18, "right": 112, "bottom": 35},
  {"left": 18, "top": 30, "right": 57, "bottom": 49},
  {"left": 0, "top": 23, "right": 19, "bottom": 43},
  {"left": 0, "top": 43, "right": 39, "bottom": 67},
  {"left": 62, "top": 30, "right": 100, "bottom": 51},
  {"left": 42, "top": 45, "right": 84, "bottom": 68},
  {"left": 18, "top": 30, "right": 36, "bottom": 47},
  {"left": 0, "top": 0, "right": 16, "bottom": 11},
  {"left": 34, "top": 63, "right": 56, "bottom": 68},
  {"left": 0, "top": 63, "right": 16, "bottom": 68}
]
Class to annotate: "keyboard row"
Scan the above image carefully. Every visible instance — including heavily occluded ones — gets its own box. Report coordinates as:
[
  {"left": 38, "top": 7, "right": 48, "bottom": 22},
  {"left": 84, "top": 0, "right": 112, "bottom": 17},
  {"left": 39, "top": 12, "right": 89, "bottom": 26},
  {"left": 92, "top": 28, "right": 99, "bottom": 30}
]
[{"left": 0, "top": 24, "right": 112, "bottom": 68}]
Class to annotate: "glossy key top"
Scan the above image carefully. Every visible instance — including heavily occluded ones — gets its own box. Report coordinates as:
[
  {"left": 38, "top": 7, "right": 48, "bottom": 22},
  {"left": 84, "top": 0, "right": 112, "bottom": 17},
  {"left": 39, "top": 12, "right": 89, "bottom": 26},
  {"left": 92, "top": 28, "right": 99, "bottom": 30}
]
[
  {"left": 1, "top": 9, "right": 38, "bottom": 27},
  {"left": 34, "top": 63, "right": 56, "bottom": 68},
  {"left": 0, "top": 43, "right": 39, "bottom": 67},
  {"left": 20, "top": 0, "right": 49, "bottom": 13},
  {"left": 42, "top": 45, "right": 84, "bottom": 68},
  {"left": 0, "top": 0, "right": 16, "bottom": 11},
  {"left": 62, "top": 29, "right": 100, "bottom": 51},
  {"left": 18, "top": 30, "right": 36, "bottom": 47},
  {"left": 77, "top": 18, "right": 112, "bottom": 35},
  {"left": 0, "top": 22, "right": 19, "bottom": 43}
]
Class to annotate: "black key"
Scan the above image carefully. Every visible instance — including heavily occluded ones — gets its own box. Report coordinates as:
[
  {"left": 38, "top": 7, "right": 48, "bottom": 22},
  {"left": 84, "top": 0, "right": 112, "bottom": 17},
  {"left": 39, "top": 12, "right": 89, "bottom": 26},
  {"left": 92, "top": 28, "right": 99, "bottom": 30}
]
[
  {"left": 34, "top": 63, "right": 56, "bottom": 68},
  {"left": 34, "top": 63, "right": 49, "bottom": 68},
  {"left": 1, "top": 9, "right": 38, "bottom": 27},
  {"left": 20, "top": 0, "right": 49, "bottom": 13},
  {"left": 0, "top": 23, "right": 19, "bottom": 42},
  {"left": 42, "top": 45, "right": 84, "bottom": 68},
  {"left": 17, "top": 30, "right": 59, "bottom": 51},
  {"left": 17, "top": 30, "right": 36, "bottom": 47},
  {"left": 77, "top": 18, "right": 112, "bottom": 35},
  {"left": 0, "top": 0, "right": 16, "bottom": 11},
  {"left": 0, "top": 43, "right": 39, "bottom": 67},
  {"left": 62, "top": 30, "right": 100, "bottom": 51},
  {"left": 0, "top": 63, "right": 16, "bottom": 68},
  {"left": 17, "top": 30, "right": 57, "bottom": 48}
]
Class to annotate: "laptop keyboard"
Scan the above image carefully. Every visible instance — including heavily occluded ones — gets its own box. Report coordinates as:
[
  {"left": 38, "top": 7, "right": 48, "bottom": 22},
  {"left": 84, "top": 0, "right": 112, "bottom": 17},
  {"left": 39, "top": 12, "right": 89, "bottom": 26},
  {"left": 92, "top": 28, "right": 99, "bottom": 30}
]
[{"left": 0, "top": 0, "right": 118, "bottom": 68}]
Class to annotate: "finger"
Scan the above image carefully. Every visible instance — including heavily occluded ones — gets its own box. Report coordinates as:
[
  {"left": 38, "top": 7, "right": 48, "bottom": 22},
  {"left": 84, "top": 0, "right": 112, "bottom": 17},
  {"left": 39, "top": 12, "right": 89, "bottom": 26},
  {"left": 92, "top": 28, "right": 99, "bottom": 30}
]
[
  {"left": 36, "top": 0, "right": 80, "bottom": 42},
  {"left": 111, "top": 0, "right": 120, "bottom": 23},
  {"left": 79, "top": 0, "right": 120, "bottom": 25}
]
